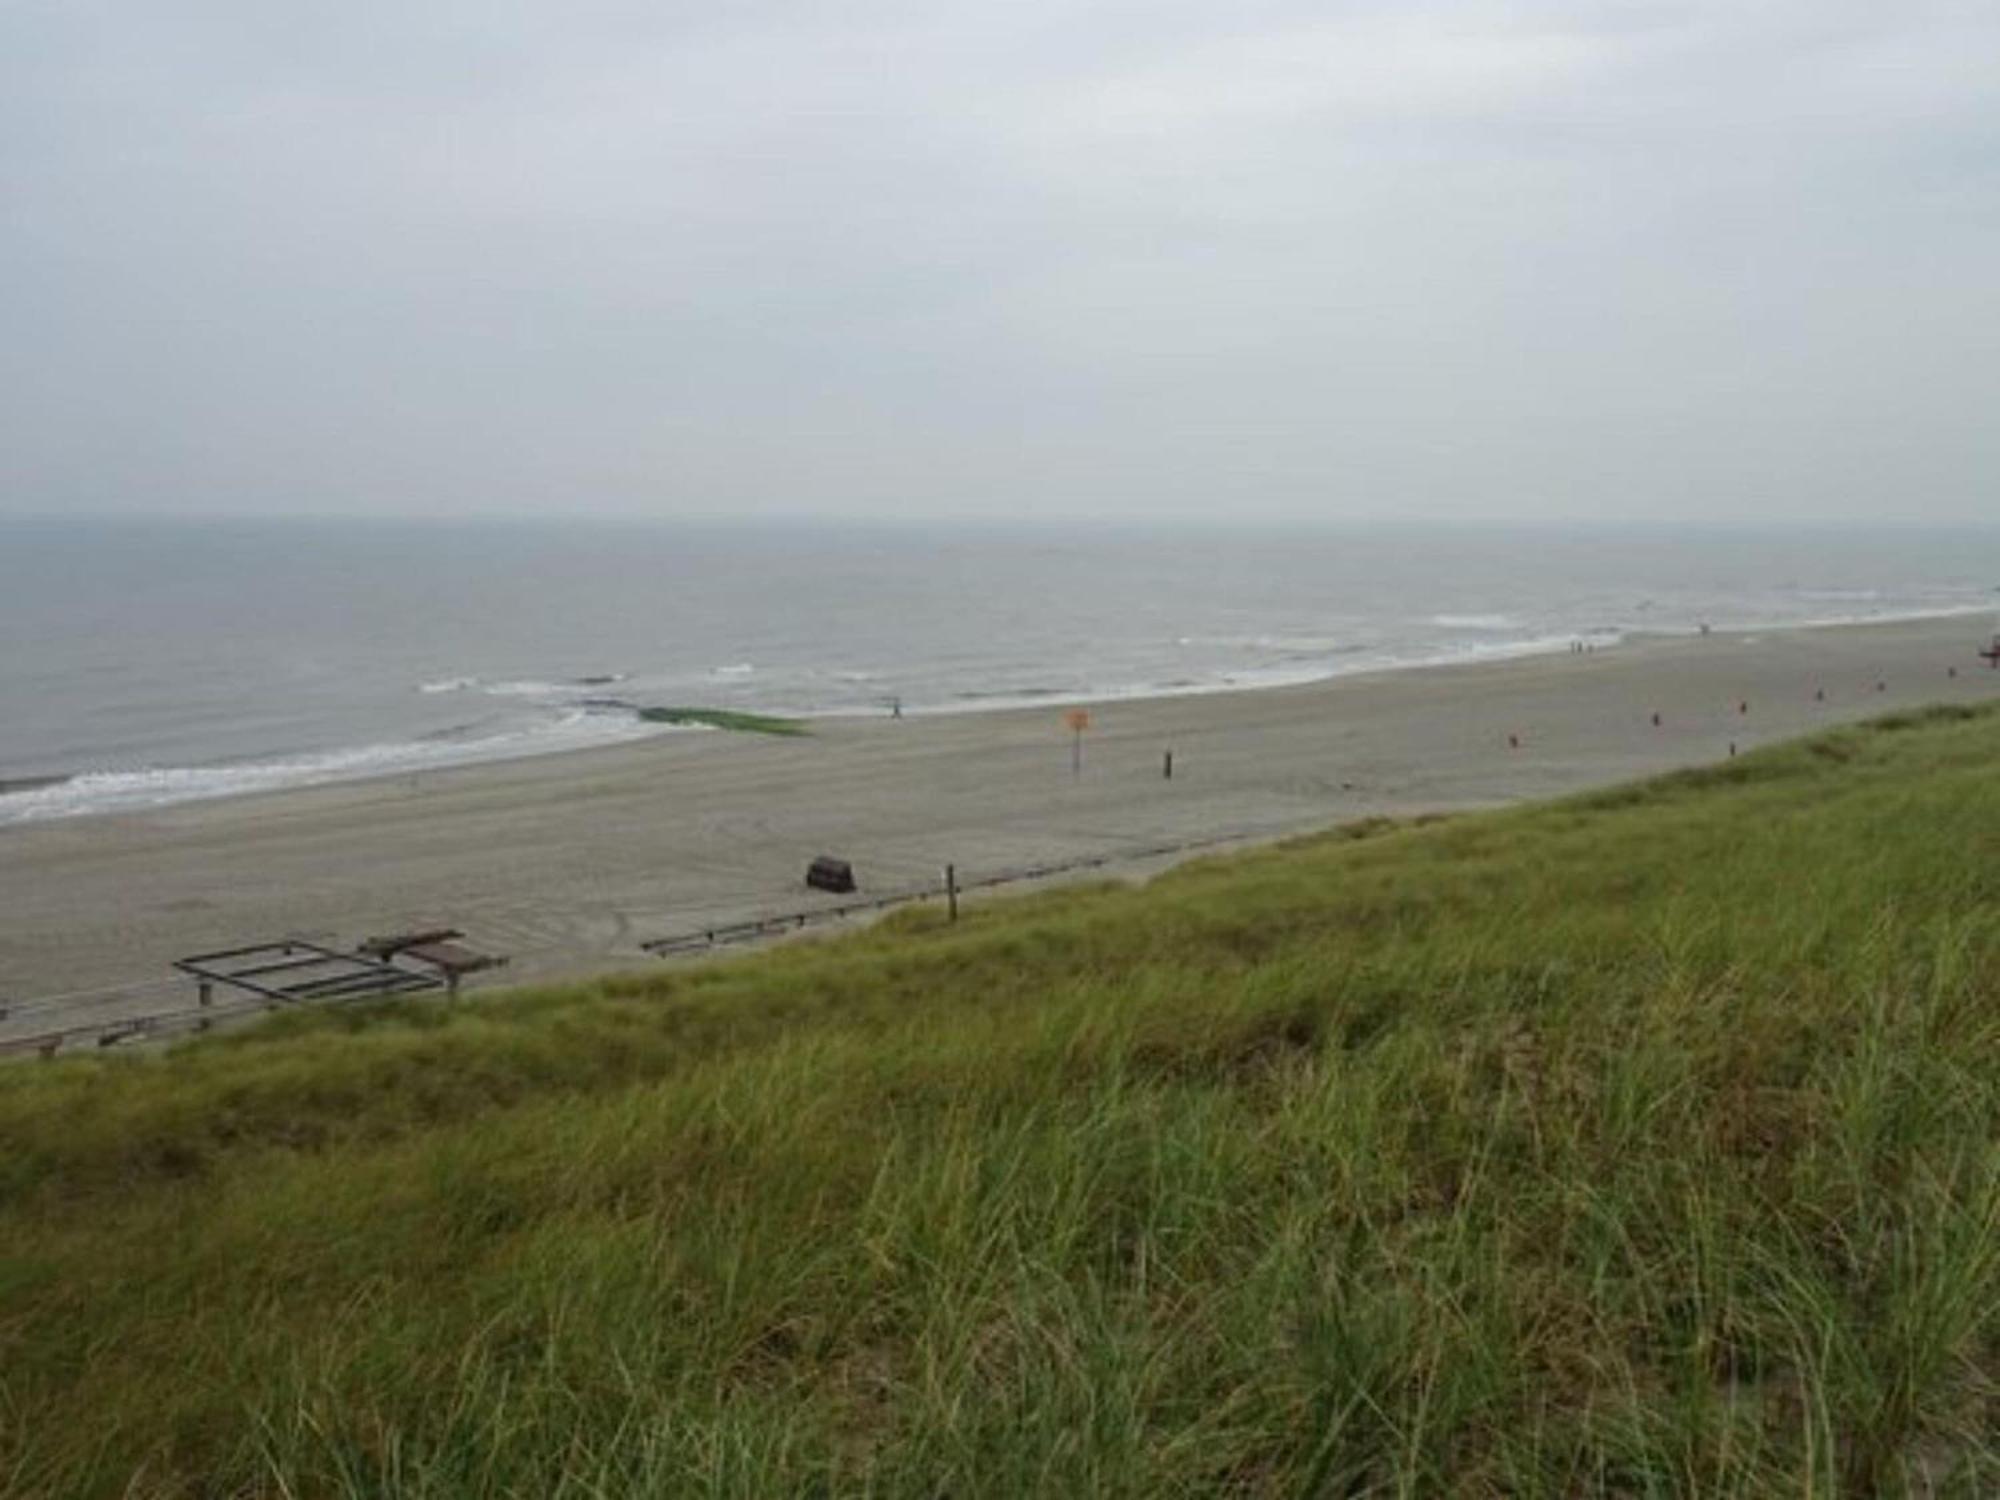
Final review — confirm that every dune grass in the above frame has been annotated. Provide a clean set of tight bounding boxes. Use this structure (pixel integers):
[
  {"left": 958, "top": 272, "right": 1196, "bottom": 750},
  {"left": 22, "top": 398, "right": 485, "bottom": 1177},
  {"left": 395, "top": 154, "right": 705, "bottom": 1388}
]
[
  {"left": 638, "top": 706, "right": 809, "bottom": 735},
  {"left": 1, "top": 704, "right": 1997, "bottom": 1496}
]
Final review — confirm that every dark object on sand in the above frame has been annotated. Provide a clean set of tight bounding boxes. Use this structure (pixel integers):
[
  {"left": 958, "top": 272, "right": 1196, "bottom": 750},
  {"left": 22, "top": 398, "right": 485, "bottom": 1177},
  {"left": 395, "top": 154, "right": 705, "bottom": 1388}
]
[
  {"left": 358, "top": 927, "right": 464, "bottom": 959},
  {"left": 1980, "top": 634, "right": 2000, "bottom": 668},
  {"left": 359, "top": 928, "right": 507, "bottom": 993},
  {"left": 807, "top": 855, "right": 857, "bottom": 894},
  {"left": 399, "top": 940, "right": 508, "bottom": 996}
]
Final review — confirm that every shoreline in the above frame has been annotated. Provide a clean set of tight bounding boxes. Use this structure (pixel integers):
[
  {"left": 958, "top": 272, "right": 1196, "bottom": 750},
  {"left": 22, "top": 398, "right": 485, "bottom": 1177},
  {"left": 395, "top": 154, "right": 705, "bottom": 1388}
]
[
  {"left": 0, "top": 774, "right": 71, "bottom": 798},
  {"left": 5, "top": 602, "right": 1995, "bottom": 828},
  {"left": 1, "top": 610, "right": 1997, "bottom": 1025}
]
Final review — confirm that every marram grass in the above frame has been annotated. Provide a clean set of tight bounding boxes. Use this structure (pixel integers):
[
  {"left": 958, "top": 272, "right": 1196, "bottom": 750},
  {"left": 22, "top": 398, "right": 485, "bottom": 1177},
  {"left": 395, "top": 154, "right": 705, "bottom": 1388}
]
[{"left": 1, "top": 704, "right": 1996, "bottom": 1497}]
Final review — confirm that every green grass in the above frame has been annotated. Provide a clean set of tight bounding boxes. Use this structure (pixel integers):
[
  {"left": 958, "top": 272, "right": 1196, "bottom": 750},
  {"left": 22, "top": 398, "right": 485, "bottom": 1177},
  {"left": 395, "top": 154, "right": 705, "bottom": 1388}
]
[
  {"left": 2, "top": 704, "right": 1997, "bottom": 1497},
  {"left": 639, "top": 706, "right": 810, "bottom": 735}
]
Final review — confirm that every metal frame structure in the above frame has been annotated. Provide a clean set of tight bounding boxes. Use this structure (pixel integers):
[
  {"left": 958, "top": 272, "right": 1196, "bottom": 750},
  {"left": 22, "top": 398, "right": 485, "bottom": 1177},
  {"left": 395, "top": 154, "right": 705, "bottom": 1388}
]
[
  {"left": 3, "top": 931, "right": 508, "bottom": 1060},
  {"left": 173, "top": 938, "right": 443, "bottom": 1007}
]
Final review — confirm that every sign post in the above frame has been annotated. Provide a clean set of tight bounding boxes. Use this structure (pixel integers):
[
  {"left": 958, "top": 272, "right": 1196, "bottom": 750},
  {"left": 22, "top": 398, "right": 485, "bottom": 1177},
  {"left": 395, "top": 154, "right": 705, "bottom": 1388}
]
[{"left": 1064, "top": 708, "right": 1091, "bottom": 778}]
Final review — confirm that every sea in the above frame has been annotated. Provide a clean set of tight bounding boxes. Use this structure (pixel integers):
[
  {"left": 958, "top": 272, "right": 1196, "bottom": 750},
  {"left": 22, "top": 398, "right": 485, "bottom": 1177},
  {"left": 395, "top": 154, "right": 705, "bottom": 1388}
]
[{"left": 1, "top": 519, "right": 1995, "bottom": 824}]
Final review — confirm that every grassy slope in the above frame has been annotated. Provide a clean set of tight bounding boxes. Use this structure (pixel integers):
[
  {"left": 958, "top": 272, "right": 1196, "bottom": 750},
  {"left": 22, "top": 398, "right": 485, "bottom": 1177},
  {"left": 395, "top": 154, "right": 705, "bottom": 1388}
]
[{"left": 1, "top": 705, "right": 1996, "bottom": 1497}]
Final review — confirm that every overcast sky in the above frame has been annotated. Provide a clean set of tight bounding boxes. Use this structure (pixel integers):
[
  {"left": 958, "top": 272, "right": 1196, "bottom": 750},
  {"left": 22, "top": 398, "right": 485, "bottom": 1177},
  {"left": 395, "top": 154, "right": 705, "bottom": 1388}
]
[{"left": 3, "top": 2, "right": 1996, "bottom": 524}]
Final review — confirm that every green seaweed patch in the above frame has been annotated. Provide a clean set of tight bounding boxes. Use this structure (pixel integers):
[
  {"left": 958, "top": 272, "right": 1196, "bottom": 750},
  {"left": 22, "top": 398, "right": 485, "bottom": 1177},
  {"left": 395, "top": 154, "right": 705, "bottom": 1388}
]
[{"left": 639, "top": 706, "right": 810, "bottom": 736}]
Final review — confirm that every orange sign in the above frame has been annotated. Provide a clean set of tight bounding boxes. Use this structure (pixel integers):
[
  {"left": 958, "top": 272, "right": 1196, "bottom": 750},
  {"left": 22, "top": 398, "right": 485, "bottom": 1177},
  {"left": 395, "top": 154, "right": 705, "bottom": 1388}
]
[{"left": 1064, "top": 709, "right": 1091, "bottom": 732}]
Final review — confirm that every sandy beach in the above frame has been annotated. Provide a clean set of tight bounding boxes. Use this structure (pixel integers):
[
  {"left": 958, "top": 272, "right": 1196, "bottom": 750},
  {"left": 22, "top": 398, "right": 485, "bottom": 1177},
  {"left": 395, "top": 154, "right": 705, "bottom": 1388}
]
[{"left": 2, "top": 613, "right": 1994, "bottom": 1036}]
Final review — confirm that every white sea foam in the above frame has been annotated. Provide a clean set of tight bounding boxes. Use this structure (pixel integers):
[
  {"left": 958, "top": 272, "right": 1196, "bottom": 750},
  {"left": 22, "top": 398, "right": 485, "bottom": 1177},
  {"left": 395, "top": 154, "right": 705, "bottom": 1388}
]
[
  {"left": 0, "top": 711, "right": 677, "bottom": 825},
  {"left": 8, "top": 521, "right": 1994, "bottom": 825},
  {"left": 1172, "top": 634, "right": 1360, "bottom": 655},
  {"left": 480, "top": 679, "right": 571, "bottom": 698},
  {"left": 890, "top": 629, "right": 1620, "bottom": 720}
]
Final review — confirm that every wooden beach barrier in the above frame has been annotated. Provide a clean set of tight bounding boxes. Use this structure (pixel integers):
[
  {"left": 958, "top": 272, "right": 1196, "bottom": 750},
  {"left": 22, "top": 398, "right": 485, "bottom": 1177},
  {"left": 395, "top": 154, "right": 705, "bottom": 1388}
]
[{"left": 641, "top": 829, "right": 1262, "bottom": 959}]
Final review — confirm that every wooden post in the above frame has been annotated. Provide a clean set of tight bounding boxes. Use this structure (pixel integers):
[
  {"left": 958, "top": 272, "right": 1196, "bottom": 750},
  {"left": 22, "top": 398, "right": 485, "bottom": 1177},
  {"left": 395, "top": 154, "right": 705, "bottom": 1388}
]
[
  {"left": 197, "top": 979, "right": 213, "bottom": 1032},
  {"left": 1065, "top": 709, "right": 1090, "bottom": 778},
  {"left": 1163, "top": 749, "right": 1173, "bottom": 780},
  {"left": 945, "top": 863, "right": 959, "bottom": 923}
]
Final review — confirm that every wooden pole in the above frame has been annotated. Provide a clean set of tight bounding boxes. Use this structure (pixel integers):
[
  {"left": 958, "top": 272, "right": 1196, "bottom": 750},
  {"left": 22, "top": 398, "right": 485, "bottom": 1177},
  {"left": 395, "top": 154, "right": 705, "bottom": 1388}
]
[
  {"left": 1063, "top": 709, "right": 1091, "bottom": 779},
  {"left": 1163, "top": 749, "right": 1173, "bottom": 780},
  {"left": 946, "top": 863, "right": 959, "bottom": 923}
]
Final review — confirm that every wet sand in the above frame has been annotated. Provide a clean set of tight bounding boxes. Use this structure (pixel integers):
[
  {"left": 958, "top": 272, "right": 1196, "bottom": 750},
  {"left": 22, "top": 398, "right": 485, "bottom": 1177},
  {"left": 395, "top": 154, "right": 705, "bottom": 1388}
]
[{"left": 2, "top": 614, "right": 1995, "bottom": 1036}]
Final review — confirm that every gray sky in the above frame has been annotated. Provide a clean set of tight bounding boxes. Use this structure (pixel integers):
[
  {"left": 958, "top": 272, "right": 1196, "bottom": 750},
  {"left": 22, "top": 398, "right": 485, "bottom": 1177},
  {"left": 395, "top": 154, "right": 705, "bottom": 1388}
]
[{"left": 3, "top": 1, "right": 1996, "bottom": 523}]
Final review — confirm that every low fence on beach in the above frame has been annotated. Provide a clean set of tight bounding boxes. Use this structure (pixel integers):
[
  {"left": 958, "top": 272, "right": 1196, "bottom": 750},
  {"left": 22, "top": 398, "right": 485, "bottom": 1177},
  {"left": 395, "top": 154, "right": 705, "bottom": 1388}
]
[
  {"left": 0, "top": 972, "right": 298, "bottom": 1059},
  {"left": 1, "top": 829, "right": 1264, "bottom": 1060},
  {"left": 640, "top": 829, "right": 1255, "bottom": 956}
]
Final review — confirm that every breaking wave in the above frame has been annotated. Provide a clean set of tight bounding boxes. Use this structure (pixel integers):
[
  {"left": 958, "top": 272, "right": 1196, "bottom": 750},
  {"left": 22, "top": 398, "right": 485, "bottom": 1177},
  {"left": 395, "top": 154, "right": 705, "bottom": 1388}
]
[{"left": 0, "top": 710, "right": 676, "bottom": 825}]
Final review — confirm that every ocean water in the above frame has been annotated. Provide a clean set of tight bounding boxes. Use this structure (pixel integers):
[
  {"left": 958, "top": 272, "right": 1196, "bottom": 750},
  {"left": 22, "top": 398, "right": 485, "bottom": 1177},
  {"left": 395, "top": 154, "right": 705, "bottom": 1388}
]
[{"left": 1, "top": 519, "right": 1995, "bottom": 823}]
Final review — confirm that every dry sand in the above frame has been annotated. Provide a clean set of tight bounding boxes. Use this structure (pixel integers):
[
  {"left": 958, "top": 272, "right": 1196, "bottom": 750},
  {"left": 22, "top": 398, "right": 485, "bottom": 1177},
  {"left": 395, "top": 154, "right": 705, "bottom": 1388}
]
[{"left": 3, "top": 613, "right": 1995, "bottom": 1039}]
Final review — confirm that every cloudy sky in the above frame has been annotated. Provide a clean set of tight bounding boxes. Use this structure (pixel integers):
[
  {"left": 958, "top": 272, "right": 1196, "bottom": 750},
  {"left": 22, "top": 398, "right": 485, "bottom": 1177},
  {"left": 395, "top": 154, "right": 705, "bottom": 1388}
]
[{"left": 3, "top": 1, "right": 1996, "bottom": 523}]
